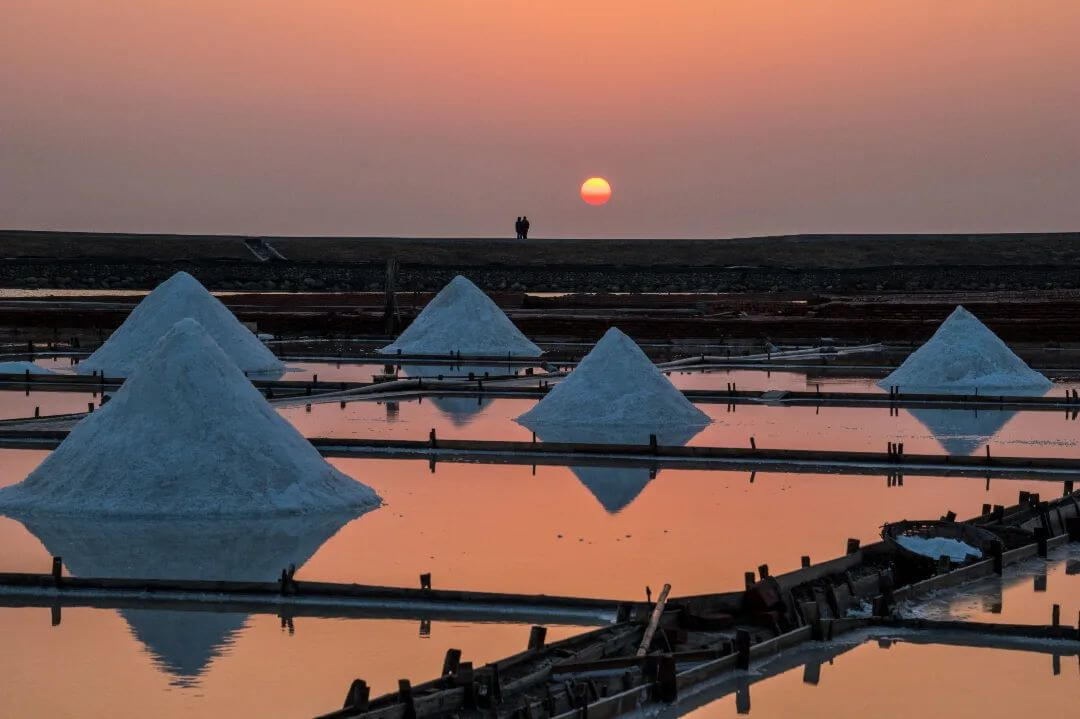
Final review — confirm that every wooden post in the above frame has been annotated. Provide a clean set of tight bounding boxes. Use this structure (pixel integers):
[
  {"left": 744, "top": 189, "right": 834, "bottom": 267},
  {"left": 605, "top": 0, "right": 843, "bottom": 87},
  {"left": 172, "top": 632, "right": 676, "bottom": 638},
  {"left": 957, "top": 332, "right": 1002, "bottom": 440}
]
[
  {"left": 744, "top": 571, "right": 756, "bottom": 589},
  {"left": 1052, "top": 604, "right": 1061, "bottom": 627},
  {"left": 943, "top": 511, "right": 956, "bottom": 522},
  {"left": 383, "top": 259, "right": 400, "bottom": 335},
  {"left": 649, "top": 434, "right": 658, "bottom": 455},
  {"left": 429, "top": 428, "right": 437, "bottom": 448},
  {"left": 342, "top": 679, "right": 370, "bottom": 711},
  {"left": 801, "top": 555, "right": 811, "bottom": 568},
  {"left": 527, "top": 626, "right": 547, "bottom": 651},
  {"left": 442, "top": 649, "right": 462, "bottom": 677},
  {"left": 936, "top": 555, "right": 951, "bottom": 574},
  {"left": 1035, "top": 527, "right": 1048, "bottom": 558},
  {"left": 398, "top": 679, "right": 416, "bottom": 719},
  {"left": 981, "top": 503, "right": 991, "bottom": 515},
  {"left": 757, "top": 564, "right": 769, "bottom": 580},
  {"left": 51, "top": 556, "right": 62, "bottom": 585},
  {"left": 657, "top": 654, "right": 677, "bottom": 703},
  {"left": 734, "top": 629, "right": 751, "bottom": 670},
  {"left": 51, "top": 605, "right": 61, "bottom": 627},
  {"left": 34, "top": 406, "right": 39, "bottom": 418},
  {"left": 636, "top": 583, "right": 671, "bottom": 656},
  {"left": 454, "top": 661, "right": 475, "bottom": 709},
  {"left": 846, "top": 538, "right": 860, "bottom": 554},
  {"left": 420, "top": 572, "right": 432, "bottom": 590},
  {"left": 489, "top": 662, "right": 503, "bottom": 705},
  {"left": 87, "top": 402, "right": 94, "bottom": 413},
  {"left": 749, "top": 436, "right": 756, "bottom": 450}
]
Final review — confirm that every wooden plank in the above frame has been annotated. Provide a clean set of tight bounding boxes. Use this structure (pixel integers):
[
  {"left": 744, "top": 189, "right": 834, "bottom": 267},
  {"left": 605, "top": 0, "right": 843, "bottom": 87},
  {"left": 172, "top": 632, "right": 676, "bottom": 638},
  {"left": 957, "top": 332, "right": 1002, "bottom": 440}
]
[{"left": 636, "top": 584, "right": 671, "bottom": 656}]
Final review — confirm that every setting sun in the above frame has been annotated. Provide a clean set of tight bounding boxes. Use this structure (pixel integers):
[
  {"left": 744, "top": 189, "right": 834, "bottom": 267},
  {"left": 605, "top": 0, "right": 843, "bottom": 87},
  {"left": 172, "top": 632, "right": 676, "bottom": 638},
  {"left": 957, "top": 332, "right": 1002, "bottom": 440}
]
[{"left": 580, "top": 177, "right": 612, "bottom": 206}]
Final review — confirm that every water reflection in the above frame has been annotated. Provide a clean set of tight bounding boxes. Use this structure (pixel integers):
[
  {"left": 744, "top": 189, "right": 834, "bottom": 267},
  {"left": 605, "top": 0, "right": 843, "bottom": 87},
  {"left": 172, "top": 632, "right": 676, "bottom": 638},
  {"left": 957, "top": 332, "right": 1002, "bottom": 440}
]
[
  {"left": 518, "top": 424, "right": 703, "bottom": 513},
  {"left": 673, "top": 636, "right": 1077, "bottom": 718},
  {"left": 400, "top": 364, "right": 508, "bottom": 427},
  {"left": 904, "top": 543, "right": 1080, "bottom": 626},
  {"left": 906, "top": 407, "right": 1017, "bottom": 455},
  {"left": 8, "top": 513, "right": 358, "bottom": 685}
]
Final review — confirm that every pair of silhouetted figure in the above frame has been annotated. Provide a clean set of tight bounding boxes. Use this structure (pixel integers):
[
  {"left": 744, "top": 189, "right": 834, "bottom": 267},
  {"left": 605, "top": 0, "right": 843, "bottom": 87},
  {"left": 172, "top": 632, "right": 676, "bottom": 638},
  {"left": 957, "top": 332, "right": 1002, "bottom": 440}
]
[{"left": 515, "top": 216, "right": 531, "bottom": 239}]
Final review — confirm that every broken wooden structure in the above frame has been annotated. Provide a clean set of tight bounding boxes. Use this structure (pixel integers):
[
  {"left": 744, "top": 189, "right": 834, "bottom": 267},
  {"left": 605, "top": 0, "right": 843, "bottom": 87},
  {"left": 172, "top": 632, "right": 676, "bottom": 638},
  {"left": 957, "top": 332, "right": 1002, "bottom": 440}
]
[{"left": 312, "top": 490, "right": 1080, "bottom": 719}]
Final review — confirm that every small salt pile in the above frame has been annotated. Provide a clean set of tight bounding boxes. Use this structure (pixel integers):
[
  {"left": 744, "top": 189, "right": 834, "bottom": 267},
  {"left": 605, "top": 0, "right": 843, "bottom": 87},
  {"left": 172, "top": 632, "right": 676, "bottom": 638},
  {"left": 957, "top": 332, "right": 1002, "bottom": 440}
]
[
  {"left": 78, "top": 271, "right": 284, "bottom": 376},
  {"left": 896, "top": 534, "right": 982, "bottom": 563},
  {"left": 0, "top": 361, "right": 54, "bottom": 375},
  {"left": 879, "top": 306, "right": 1050, "bottom": 393},
  {"left": 517, "top": 327, "right": 710, "bottom": 428},
  {"left": 0, "top": 318, "right": 379, "bottom": 516},
  {"left": 381, "top": 275, "right": 541, "bottom": 357}
]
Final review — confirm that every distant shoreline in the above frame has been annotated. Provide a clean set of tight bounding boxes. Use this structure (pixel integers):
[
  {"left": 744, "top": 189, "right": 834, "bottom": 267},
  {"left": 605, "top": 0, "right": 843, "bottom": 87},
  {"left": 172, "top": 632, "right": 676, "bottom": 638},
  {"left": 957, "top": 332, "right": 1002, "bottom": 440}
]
[{"left": 1, "top": 230, "right": 1077, "bottom": 294}]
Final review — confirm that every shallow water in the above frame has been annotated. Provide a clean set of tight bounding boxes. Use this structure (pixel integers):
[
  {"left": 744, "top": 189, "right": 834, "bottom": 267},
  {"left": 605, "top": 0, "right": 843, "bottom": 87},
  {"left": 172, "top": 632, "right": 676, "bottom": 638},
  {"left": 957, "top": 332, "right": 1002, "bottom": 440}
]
[
  {"left": 0, "top": 450, "right": 1062, "bottom": 598},
  {"left": 276, "top": 393, "right": 1080, "bottom": 459},
  {"left": 1, "top": 359, "right": 1078, "bottom": 716},
  {"left": 0, "top": 606, "right": 584, "bottom": 717},
  {"left": 678, "top": 639, "right": 1078, "bottom": 718},
  {"left": 905, "top": 543, "right": 1080, "bottom": 627}
]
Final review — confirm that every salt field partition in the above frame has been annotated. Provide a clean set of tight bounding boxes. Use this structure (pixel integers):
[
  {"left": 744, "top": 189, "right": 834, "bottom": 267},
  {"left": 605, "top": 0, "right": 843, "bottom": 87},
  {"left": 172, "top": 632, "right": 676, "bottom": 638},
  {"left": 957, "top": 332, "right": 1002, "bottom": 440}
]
[
  {"left": 276, "top": 394, "right": 1080, "bottom": 460},
  {"left": 0, "top": 449, "right": 1065, "bottom": 597},
  {"left": 676, "top": 638, "right": 1077, "bottom": 719},
  {"left": 0, "top": 606, "right": 584, "bottom": 717}
]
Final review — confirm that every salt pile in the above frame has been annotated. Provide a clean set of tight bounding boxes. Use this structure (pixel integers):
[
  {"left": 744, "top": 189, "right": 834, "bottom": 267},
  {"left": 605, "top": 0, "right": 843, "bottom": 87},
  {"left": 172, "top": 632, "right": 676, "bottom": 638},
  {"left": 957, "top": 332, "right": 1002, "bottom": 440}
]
[
  {"left": 0, "top": 318, "right": 379, "bottom": 516},
  {"left": 879, "top": 306, "right": 1050, "bottom": 392},
  {"left": 381, "top": 275, "right": 541, "bottom": 357},
  {"left": 78, "top": 271, "right": 284, "bottom": 376},
  {"left": 517, "top": 327, "right": 710, "bottom": 428},
  {"left": 0, "top": 361, "right": 54, "bottom": 375},
  {"left": 896, "top": 534, "right": 982, "bottom": 563}
]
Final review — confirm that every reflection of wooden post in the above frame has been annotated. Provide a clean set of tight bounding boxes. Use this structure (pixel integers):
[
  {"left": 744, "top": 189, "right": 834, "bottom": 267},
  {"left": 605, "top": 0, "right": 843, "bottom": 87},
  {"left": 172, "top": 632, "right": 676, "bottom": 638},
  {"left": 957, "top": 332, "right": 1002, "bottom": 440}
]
[{"left": 383, "top": 258, "right": 400, "bottom": 335}]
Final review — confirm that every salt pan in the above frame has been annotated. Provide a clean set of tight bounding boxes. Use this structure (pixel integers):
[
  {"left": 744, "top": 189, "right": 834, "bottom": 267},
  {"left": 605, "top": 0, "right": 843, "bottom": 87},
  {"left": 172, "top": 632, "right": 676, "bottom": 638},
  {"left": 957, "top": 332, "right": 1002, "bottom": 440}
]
[
  {"left": 78, "top": 271, "right": 284, "bottom": 376},
  {"left": 879, "top": 306, "right": 1050, "bottom": 393},
  {"left": 517, "top": 327, "right": 710, "bottom": 428},
  {"left": 381, "top": 275, "right": 541, "bottom": 357},
  {"left": 0, "top": 318, "right": 379, "bottom": 516}
]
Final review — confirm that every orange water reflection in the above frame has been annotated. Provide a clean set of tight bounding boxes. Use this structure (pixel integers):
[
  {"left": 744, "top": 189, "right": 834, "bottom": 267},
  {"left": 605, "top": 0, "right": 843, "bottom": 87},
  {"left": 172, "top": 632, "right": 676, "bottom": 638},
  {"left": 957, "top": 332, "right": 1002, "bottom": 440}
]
[
  {"left": 0, "top": 606, "right": 582, "bottom": 717},
  {"left": 683, "top": 640, "right": 1078, "bottom": 717},
  {"left": 278, "top": 395, "right": 1080, "bottom": 459}
]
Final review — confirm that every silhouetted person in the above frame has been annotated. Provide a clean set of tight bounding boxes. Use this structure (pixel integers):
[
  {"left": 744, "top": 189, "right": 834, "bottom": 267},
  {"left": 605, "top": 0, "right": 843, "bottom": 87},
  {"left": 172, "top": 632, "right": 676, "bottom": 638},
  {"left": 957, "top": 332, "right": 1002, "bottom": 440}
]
[
  {"left": 514, "top": 216, "right": 523, "bottom": 239},
  {"left": 521, "top": 216, "right": 530, "bottom": 239}
]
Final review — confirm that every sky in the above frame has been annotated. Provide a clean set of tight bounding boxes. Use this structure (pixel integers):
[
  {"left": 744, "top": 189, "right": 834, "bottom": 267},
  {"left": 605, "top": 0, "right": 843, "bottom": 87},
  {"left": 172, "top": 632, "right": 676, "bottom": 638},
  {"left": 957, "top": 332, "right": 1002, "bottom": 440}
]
[{"left": 2, "top": 1, "right": 1079, "bottom": 238}]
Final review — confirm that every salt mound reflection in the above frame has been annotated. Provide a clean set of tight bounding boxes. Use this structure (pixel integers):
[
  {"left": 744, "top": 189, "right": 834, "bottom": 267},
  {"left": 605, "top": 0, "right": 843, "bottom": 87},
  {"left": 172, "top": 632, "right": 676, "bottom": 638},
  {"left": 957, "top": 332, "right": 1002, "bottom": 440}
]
[{"left": 9, "top": 511, "right": 364, "bottom": 684}]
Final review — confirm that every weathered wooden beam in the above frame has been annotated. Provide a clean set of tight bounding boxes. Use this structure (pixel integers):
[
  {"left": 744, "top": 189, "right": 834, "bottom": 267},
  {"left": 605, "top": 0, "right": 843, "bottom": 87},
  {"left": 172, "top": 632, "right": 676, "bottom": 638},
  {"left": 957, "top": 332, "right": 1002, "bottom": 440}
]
[{"left": 636, "top": 584, "right": 671, "bottom": 656}]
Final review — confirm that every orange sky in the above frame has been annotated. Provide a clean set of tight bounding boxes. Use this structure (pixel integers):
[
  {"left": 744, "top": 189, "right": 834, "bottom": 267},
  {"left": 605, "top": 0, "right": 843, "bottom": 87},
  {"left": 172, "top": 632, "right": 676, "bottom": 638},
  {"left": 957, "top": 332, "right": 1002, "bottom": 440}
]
[{"left": 3, "top": 1, "right": 1080, "bottom": 237}]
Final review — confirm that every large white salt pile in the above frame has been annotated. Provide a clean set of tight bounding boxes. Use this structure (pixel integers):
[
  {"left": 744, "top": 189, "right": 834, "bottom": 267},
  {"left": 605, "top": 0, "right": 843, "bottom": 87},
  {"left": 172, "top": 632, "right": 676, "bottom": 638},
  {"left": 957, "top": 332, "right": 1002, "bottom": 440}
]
[
  {"left": 381, "top": 275, "right": 541, "bottom": 357},
  {"left": 78, "top": 271, "right": 284, "bottom": 376},
  {"left": 879, "top": 306, "right": 1051, "bottom": 393},
  {"left": 0, "top": 361, "right": 55, "bottom": 375},
  {"left": 517, "top": 327, "right": 710, "bottom": 428},
  {"left": 0, "top": 318, "right": 379, "bottom": 516}
]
